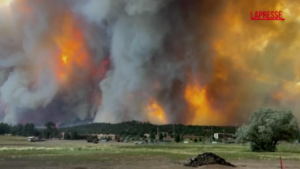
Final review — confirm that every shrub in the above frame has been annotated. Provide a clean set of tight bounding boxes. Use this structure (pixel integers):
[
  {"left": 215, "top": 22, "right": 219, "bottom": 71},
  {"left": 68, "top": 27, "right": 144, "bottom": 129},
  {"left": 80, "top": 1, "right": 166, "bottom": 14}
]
[{"left": 236, "top": 109, "right": 299, "bottom": 152}]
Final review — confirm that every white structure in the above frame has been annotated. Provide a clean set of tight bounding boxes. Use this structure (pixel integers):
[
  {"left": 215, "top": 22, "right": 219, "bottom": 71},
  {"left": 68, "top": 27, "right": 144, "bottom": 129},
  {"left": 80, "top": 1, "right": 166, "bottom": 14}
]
[
  {"left": 213, "top": 133, "right": 235, "bottom": 139},
  {"left": 27, "top": 136, "right": 37, "bottom": 142},
  {"left": 214, "top": 133, "right": 219, "bottom": 139}
]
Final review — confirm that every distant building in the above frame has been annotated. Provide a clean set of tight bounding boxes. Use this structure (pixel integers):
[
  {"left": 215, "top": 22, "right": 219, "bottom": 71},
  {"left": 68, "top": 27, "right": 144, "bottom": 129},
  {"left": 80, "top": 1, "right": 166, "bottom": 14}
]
[
  {"left": 144, "top": 133, "right": 150, "bottom": 138},
  {"left": 163, "top": 135, "right": 174, "bottom": 142},
  {"left": 213, "top": 133, "right": 236, "bottom": 143},
  {"left": 213, "top": 133, "right": 236, "bottom": 140},
  {"left": 183, "top": 135, "right": 199, "bottom": 140},
  {"left": 93, "top": 134, "right": 120, "bottom": 142},
  {"left": 183, "top": 135, "right": 199, "bottom": 143},
  {"left": 155, "top": 127, "right": 169, "bottom": 140}
]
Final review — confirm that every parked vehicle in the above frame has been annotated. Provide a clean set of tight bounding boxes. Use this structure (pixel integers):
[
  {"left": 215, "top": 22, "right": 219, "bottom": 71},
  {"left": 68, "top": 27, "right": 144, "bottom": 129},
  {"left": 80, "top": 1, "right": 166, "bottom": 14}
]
[
  {"left": 135, "top": 141, "right": 146, "bottom": 145},
  {"left": 28, "top": 136, "right": 37, "bottom": 142},
  {"left": 101, "top": 139, "right": 108, "bottom": 142},
  {"left": 87, "top": 136, "right": 99, "bottom": 143}
]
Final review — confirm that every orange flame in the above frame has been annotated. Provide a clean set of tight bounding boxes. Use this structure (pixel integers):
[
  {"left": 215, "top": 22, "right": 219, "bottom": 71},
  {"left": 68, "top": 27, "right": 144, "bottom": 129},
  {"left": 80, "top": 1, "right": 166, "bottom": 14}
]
[
  {"left": 185, "top": 84, "right": 229, "bottom": 125},
  {"left": 52, "top": 11, "right": 92, "bottom": 87},
  {"left": 61, "top": 55, "right": 68, "bottom": 64},
  {"left": 146, "top": 99, "right": 167, "bottom": 124},
  {"left": 181, "top": 0, "right": 300, "bottom": 125}
]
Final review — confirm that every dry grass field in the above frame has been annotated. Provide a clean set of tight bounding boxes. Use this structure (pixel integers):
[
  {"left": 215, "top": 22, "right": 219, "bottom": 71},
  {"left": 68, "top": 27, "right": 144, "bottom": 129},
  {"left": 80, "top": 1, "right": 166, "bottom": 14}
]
[{"left": 0, "top": 136, "right": 299, "bottom": 169}]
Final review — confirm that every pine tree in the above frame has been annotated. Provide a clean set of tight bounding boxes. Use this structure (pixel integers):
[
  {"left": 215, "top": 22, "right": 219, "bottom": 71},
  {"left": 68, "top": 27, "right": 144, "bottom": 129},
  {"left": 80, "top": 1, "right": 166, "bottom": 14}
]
[
  {"left": 175, "top": 134, "right": 180, "bottom": 143},
  {"left": 159, "top": 133, "right": 163, "bottom": 141},
  {"left": 72, "top": 131, "right": 78, "bottom": 140}
]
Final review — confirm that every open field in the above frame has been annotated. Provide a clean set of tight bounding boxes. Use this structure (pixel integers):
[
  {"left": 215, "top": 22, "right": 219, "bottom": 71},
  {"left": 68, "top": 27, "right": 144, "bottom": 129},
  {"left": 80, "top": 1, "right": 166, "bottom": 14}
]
[{"left": 0, "top": 136, "right": 300, "bottom": 169}]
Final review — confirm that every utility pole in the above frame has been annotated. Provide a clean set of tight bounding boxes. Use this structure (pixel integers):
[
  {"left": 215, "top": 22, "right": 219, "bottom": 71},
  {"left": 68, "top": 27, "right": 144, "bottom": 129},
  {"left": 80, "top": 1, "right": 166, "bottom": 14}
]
[
  {"left": 173, "top": 124, "right": 175, "bottom": 136},
  {"left": 235, "top": 123, "right": 238, "bottom": 144},
  {"left": 157, "top": 127, "right": 159, "bottom": 141}
]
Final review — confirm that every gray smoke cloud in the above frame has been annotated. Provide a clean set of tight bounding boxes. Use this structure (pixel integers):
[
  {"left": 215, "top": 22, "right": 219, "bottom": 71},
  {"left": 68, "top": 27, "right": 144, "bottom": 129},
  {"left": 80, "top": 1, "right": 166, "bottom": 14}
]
[
  {"left": 78, "top": 0, "right": 173, "bottom": 122},
  {"left": 0, "top": 0, "right": 189, "bottom": 125},
  {"left": 0, "top": 0, "right": 102, "bottom": 125},
  {"left": 2, "top": 0, "right": 299, "bottom": 126},
  {"left": 76, "top": 0, "right": 191, "bottom": 123}
]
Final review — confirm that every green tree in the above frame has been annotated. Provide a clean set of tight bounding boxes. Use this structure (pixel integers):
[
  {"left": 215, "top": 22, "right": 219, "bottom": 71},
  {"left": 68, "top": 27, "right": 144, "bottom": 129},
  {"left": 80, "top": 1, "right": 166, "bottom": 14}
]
[
  {"left": 198, "top": 137, "right": 202, "bottom": 142},
  {"left": 236, "top": 109, "right": 299, "bottom": 152},
  {"left": 34, "top": 129, "right": 40, "bottom": 137},
  {"left": 64, "top": 132, "right": 71, "bottom": 139},
  {"left": 44, "top": 121, "right": 57, "bottom": 138},
  {"left": 10, "top": 126, "right": 16, "bottom": 135},
  {"left": 194, "top": 138, "right": 198, "bottom": 142},
  {"left": 0, "top": 123, "right": 10, "bottom": 134},
  {"left": 72, "top": 131, "right": 78, "bottom": 140},
  {"left": 22, "top": 123, "right": 35, "bottom": 136},
  {"left": 42, "top": 130, "right": 50, "bottom": 139},
  {"left": 175, "top": 134, "right": 180, "bottom": 143},
  {"left": 16, "top": 124, "right": 23, "bottom": 136},
  {"left": 22, "top": 124, "right": 28, "bottom": 136},
  {"left": 202, "top": 137, "right": 205, "bottom": 144},
  {"left": 180, "top": 135, "right": 183, "bottom": 142},
  {"left": 159, "top": 133, "right": 163, "bottom": 141},
  {"left": 150, "top": 133, "right": 155, "bottom": 140},
  {"left": 45, "top": 121, "right": 56, "bottom": 130}
]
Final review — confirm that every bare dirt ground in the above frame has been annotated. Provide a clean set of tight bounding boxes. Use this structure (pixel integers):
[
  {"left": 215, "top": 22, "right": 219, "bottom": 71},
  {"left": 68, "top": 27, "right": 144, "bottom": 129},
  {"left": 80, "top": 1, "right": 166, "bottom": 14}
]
[{"left": 1, "top": 158, "right": 299, "bottom": 169}]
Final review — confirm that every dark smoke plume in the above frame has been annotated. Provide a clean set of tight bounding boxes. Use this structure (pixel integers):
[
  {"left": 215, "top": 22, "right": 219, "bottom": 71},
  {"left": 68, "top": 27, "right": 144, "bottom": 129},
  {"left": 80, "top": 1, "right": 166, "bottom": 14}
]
[{"left": 0, "top": 0, "right": 299, "bottom": 126}]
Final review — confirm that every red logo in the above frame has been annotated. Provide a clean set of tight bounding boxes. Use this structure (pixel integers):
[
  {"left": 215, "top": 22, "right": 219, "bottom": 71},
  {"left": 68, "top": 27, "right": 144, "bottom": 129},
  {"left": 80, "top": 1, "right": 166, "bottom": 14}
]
[{"left": 251, "top": 11, "right": 285, "bottom": 21}]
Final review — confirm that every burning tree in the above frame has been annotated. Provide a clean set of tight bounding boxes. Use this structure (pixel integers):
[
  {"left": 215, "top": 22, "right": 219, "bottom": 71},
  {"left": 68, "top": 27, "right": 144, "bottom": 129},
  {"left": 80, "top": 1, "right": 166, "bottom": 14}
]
[{"left": 236, "top": 109, "right": 299, "bottom": 152}]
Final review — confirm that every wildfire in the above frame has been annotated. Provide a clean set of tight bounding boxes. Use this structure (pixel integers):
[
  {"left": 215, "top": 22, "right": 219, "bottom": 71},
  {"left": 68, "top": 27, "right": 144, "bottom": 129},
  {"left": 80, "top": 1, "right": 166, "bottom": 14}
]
[
  {"left": 3, "top": 0, "right": 300, "bottom": 126},
  {"left": 184, "top": 84, "right": 227, "bottom": 125},
  {"left": 61, "top": 55, "right": 68, "bottom": 64},
  {"left": 181, "top": 0, "right": 300, "bottom": 125},
  {"left": 146, "top": 99, "right": 167, "bottom": 124},
  {"left": 52, "top": 11, "right": 92, "bottom": 86}
]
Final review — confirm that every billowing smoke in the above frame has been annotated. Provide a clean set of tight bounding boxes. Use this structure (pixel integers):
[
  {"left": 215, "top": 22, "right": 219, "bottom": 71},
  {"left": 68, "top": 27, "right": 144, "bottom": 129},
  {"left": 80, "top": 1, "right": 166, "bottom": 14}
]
[{"left": 0, "top": 0, "right": 300, "bottom": 126}]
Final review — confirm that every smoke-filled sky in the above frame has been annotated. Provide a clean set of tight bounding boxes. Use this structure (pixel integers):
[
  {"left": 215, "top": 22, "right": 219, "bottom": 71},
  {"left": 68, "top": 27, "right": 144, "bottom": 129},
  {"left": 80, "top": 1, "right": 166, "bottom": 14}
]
[{"left": 0, "top": 0, "right": 300, "bottom": 127}]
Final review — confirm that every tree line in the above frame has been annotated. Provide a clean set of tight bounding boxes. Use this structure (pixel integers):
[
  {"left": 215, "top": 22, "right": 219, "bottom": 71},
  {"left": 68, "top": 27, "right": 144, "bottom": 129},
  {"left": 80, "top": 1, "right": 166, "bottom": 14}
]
[
  {"left": 0, "top": 120, "right": 237, "bottom": 140},
  {"left": 1, "top": 109, "right": 299, "bottom": 153},
  {"left": 0, "top": 122, "right": 39, "bottom": 136},
  {"left": 0, "top": 121, "right": 58, "bottom": 139},
  {"left": 59, "top": 121, "right": 237, "bottom": 138}
]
